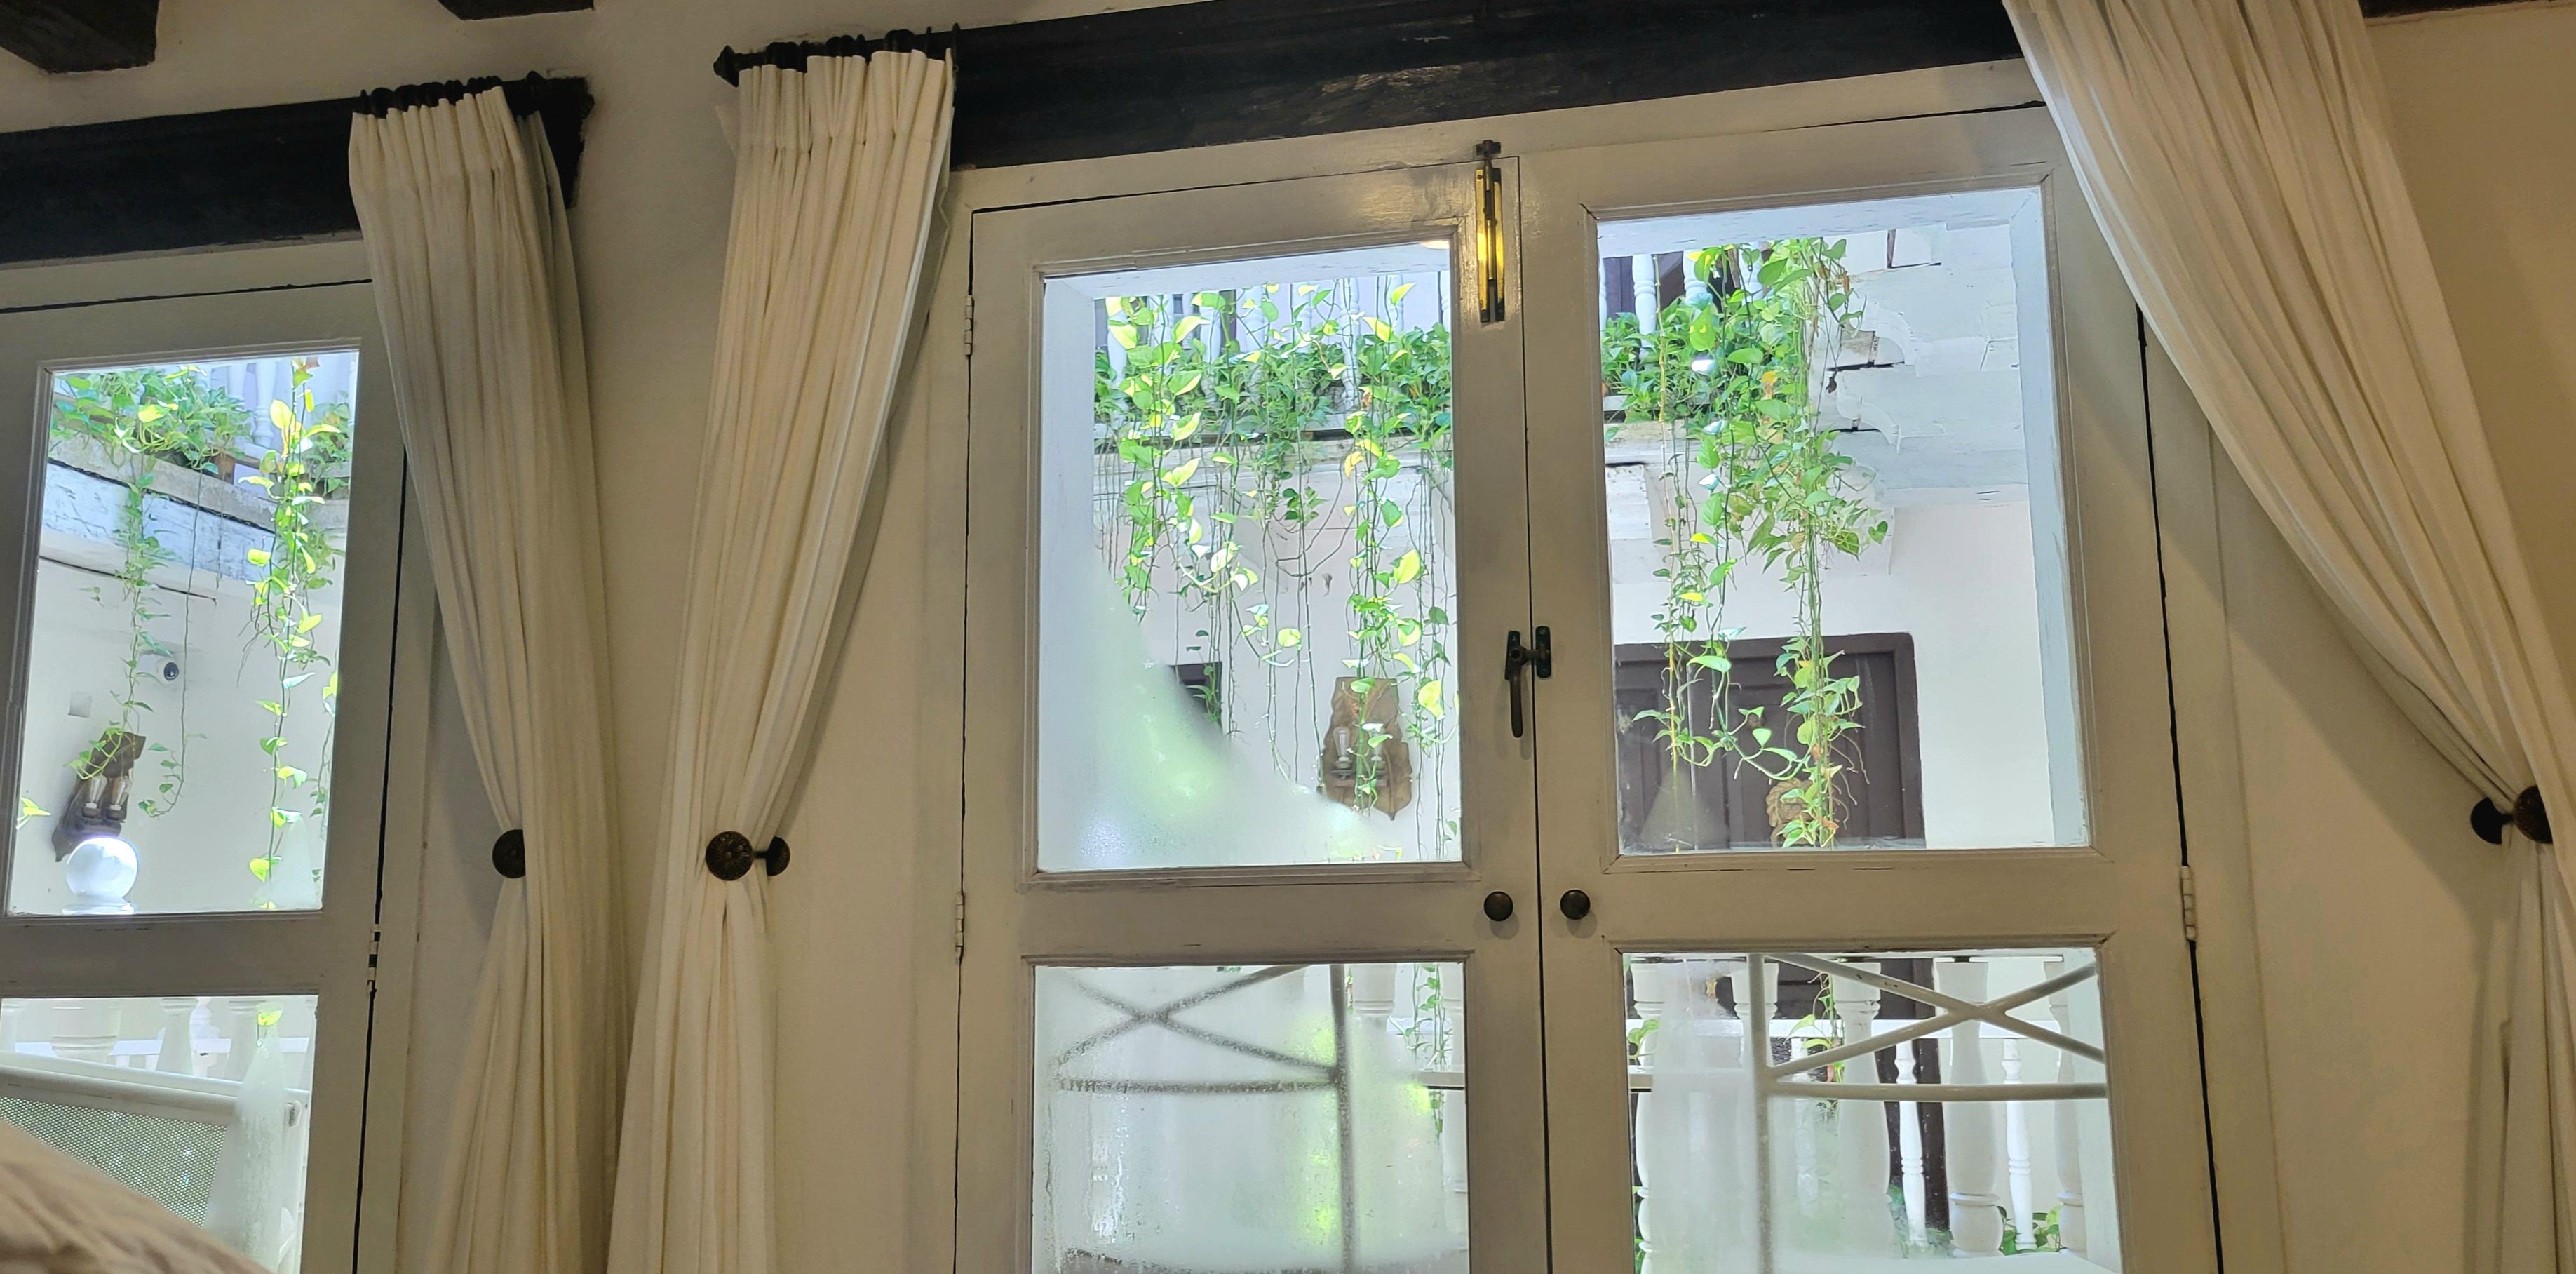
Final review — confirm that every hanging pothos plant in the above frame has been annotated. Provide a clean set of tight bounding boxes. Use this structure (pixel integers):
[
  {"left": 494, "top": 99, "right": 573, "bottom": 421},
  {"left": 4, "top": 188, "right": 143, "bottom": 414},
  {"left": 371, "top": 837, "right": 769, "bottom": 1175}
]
[
  {"left": 1605, "top": 239, "right": 1888, "bottom": 848},
  {"left": 45, "top": 368, "right": 252, "bottom": 820},
  {"left": 32, "top": 361, "right": 349, "bottom": 899},
  {"left": 243, "top": 358, "right": 349, "bottom": 897},
  {"left": 1095, "top": 279, "right": 1455, "bottom": 834}
]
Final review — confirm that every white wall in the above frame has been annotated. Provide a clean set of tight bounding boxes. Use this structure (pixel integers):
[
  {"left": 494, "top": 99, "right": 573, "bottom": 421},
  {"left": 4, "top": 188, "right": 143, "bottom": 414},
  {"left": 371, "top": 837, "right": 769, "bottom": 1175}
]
[{"left": 0, "top": 5, "right": 2567, "bottom": 1273}]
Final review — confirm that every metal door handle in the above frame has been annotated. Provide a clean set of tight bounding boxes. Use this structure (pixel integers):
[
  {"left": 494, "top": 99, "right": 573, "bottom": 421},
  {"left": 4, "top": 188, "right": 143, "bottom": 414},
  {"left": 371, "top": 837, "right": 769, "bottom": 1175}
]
[
  {"left": 1483, "top": 891, "right": 1513, "bottom": 922},
  {"left": 1560, "top": 889, "right": 1591, "bottom": 920},
  {"left": 1503, "top": 626, "right": 1552, "bottom": 738}
]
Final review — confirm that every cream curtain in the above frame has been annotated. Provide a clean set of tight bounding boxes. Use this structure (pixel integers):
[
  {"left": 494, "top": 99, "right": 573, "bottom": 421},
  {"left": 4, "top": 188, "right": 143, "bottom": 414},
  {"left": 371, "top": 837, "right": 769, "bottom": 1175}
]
[
  {"left": 349, "top": 88, "right": 626, "bottom": 1274},
  {"left": 2002, "top": 1, "right": 2576, "bottom": 1267},
  {"left": 605, "top": 51, "right": 952, "bottom": 1274}
]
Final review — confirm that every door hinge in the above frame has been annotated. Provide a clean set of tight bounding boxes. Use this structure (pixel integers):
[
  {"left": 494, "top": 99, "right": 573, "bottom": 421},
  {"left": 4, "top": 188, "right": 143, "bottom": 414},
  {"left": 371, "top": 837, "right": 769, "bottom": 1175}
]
[
  {"left": 953, "top": 890, "right": 967, "bottom": 961},
  {"left": 962, "top": 295, "right": 976, "bottom": 355},
  {"left": 2178, "top": 864, "right": 2199, "bottom": 945},
  {"left": 366, "top": 927, "right": 383, "bottom": 989}
]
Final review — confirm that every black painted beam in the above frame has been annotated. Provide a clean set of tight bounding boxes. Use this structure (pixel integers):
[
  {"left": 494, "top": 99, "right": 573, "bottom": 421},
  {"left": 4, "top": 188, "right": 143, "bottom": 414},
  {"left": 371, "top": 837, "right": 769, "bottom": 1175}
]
[
  {"left": 436, "top": 0, "right": 589, "bottom": 17},
  {"left": 0, "top": 0, "right": 156, "bottom": 73},
  {"left": 962, "top": 0, "right": 2025, "bottom": 169},
  {"left": 0, "top": 78, "right": 591, "bottom": 267}
]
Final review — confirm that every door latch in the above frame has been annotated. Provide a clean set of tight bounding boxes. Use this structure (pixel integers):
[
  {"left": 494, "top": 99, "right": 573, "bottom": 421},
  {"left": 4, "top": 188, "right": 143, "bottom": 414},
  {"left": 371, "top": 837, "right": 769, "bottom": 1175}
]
[{"left": 1504, "top": 626, "right": 1551, "bottom": 737}]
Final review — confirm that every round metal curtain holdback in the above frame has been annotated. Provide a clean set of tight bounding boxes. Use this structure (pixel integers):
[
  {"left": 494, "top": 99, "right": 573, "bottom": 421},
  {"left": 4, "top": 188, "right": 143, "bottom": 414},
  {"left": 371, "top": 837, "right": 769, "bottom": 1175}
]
[
  {"left": 704, "top": 829, "right": 793, "bottom": 880},
  {"left": 492, "top": 829, "right": 526, "bottom": 879}
]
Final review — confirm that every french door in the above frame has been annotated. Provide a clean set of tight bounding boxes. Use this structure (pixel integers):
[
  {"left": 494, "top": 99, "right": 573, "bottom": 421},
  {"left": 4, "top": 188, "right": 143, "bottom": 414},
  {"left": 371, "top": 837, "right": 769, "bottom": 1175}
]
[{"left": 962, "top": 106, "right": 2219, "bottom": 1274}]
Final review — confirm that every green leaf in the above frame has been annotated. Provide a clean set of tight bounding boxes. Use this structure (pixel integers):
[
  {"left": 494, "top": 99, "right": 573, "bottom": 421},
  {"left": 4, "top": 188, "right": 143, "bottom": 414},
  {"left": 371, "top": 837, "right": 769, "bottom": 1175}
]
[
  {"left": 245, "top": 548, "right": 271, "bottom": 565},
  {"left": 1278, "top": 628, "right": 1302, "bottom": 648},
  {"left": 1161, "top": 457, "right": 1201, "bottom": 486},
  {"left": 1416, "top": 679, "right": 1445, "bottom": 719},
  {"left": 247, "top": 857, "right": 272, "bottom": 880},
  {"left": 1391, "top": 549, "right": 1422, "bottom": 585},
  {"left": 1109, "top": 323, "right": 1140, "bottom": 349}
]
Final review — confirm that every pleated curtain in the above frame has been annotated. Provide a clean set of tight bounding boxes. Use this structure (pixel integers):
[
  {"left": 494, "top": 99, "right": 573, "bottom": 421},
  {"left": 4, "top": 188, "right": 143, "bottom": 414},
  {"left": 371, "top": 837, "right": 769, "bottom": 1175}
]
[
  {"left": 605, "top": 51, "right": 953, "bottom": 1274},
  {"left": 2002, "top": 3, "right": 2576, "bottom": 1267},
  {"left": 348, "top": 89, "right": 626, "bottom": 1274}
]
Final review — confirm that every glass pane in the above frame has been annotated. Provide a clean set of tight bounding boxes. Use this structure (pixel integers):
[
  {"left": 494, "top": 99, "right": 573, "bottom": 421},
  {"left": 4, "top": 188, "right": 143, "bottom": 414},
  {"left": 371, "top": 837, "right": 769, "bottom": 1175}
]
[
  {"left": 1037, "top": 245, "right": 1463, "bottom": 871},
  {"left": 1597, "top": 189, "right": 2085, "bottom": 852},
  {"left": 1624, "top": 949, "right": 2117, "bottom": 1270},
  {"left": 0, "top": 993, "right": 319, "bottom": 1269},
  {"left": 8, "top": 352, "right": 360, "bottom": 914},
  {"left": 1034, "top": 961, "right": 1467, "bottom": 1273}
]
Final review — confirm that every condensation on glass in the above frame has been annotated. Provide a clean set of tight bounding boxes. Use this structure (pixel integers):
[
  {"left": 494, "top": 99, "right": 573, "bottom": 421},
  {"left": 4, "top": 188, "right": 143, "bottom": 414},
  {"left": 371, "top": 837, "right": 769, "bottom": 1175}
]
[
  {"left": 6, "top": 351, "right": 360, "bottom": 916},
  {"left": 1596, "top": 187, "right": 2086, "bottom": 853},
  {"left": 0, "top": 993, "right": 319, "bottom": 1269},
  {"left": 1036, "top": 243, "right": 1463, "bottom": 871},
  {"left": 1034, "top": 962, "right": 1467, "bottom": 1273},
  {"left": 1624, "top": 948, "right": 2117, "bottom": 1270}
]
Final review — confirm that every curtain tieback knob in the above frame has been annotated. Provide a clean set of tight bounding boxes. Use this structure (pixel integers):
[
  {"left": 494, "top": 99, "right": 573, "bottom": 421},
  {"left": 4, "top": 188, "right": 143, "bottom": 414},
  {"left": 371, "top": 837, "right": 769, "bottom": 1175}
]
[
  {"left": 705, "top": 831, "right": 792, "bottom": 881},
  {"left": 493, "top": 829, "right": 527, "bottom": 879},
  {"left": 2471, "top": 786, "right": 2553, "bottom": 845}
]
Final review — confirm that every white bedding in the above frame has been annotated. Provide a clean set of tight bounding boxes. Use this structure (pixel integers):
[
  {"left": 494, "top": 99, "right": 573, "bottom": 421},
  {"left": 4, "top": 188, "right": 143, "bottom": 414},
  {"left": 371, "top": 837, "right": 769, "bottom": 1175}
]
[{"left": 0, "top": 1118, "right": 262, "bottom": 1274}]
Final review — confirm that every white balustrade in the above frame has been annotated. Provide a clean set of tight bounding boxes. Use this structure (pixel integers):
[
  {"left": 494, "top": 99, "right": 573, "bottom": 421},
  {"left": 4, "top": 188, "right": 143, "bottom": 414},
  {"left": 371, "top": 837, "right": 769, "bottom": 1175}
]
[
  {"left": 1632, "top": 254, "right": 1661, "bottom": 334},
  {"left": 2046, "top": 957, "right": 2090, "bottom": 1259},
  {"left": 1894, "top": 1036, "right": 1929, "bottom": 1242},
  {"left": 1936, "top": 960, "right": 2006, "bottom": 1257},
  {"left": 1833, "top": 967, "right": 1896, "bottom": 1255},
  {"left": 2002, "top": 1038, "right": 2037, "bottom": 1245},
  {"left": 156, "top": 996, "right": 198, "bottom": 1075}
]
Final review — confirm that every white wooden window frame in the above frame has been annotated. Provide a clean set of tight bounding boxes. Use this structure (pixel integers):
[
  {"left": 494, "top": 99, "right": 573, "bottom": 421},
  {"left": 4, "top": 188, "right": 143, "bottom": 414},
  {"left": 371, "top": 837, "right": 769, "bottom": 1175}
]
[{"left": 0, "top": 248, "right": 433, "bottom": 1274}]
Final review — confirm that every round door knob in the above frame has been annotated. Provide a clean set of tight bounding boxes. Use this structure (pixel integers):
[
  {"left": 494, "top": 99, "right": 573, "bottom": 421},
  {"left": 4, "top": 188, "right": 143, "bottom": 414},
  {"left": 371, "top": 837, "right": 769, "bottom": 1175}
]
[
  {"left": 1559, "top": 889, "right": 1591, "bottom": 920},
  {"left": 1483, "top": 891, "right": 1513, "bottom": 922}
]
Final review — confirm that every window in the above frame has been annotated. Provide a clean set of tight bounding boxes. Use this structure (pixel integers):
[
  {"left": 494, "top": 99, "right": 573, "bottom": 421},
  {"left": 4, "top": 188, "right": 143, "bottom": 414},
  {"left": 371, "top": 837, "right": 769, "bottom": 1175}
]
[
  {"left": 0, "top": 281, "right": 410, "bottom": 1271},
  {"left": 962, "top": 105, "right": 2218, "bottom": 1274}
]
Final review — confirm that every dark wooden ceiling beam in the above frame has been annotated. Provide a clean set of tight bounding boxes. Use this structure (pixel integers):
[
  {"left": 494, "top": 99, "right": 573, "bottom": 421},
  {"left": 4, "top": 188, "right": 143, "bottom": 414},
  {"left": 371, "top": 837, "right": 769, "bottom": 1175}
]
[
  {"left": 436, "top": 0, "right": 589, "bottom": 18},
  {"left": 0, "top": 77, "right": 591, "bottom": 267},
  {"left": 0, "top": 0, "right": 157, "bottom": 73}
]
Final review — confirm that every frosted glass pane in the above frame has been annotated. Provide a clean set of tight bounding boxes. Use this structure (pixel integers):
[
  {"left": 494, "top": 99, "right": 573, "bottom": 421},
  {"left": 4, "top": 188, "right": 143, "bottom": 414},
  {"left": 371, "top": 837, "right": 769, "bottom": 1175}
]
[
  {"left": 1594, "top": 188, "right": 2088, "bottom": 853},
  {"left": 0, "top": 993, "right": 318, "bottom": 1270},
  {"left": 1034, "top": 962, "right": 1467, "bottom": 1273},
  {"left": 8, "top": 352, "right": 363, "bottom": 914},
  {"left": 1624, "top": 949, "right": 2119, "bottom": 1272},
  {"left": 1036, "top": 246, "right": 1464, "bottom": 871}
]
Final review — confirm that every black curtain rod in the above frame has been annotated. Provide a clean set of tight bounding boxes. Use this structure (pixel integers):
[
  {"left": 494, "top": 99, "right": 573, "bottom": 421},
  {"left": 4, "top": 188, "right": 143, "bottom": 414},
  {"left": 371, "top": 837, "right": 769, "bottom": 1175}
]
[
  {"left": 712, "top": 28, "right": 959, "bottom": 85},
  {"left": 356, "top": 71, "right": 591, "bottom": 121}
]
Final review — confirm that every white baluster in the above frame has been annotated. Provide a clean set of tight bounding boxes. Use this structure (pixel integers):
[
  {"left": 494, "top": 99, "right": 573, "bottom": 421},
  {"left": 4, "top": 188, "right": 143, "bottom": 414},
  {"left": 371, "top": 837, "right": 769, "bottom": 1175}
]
[
  {"left": 48, "top": 998, "right": 119, "bottom": 1065},
  {"left": 1633, "top": 960, "right": 1675, "bottom": 1272},
  {"left": 155, "top": 996, "right": 198, "bottom": 1075},
  {"left": 1936, "top": 960, "right": 2004, "bottom": 1257},
  {"left": 0, "top": 999, "right": 21, "bottom": 1053},
  {"left": 215, "top": 997, "right": 259, "bottom": 1080},
  {"left": 1632, "top": 254, "right": 1661, "bottom": 334},
  {"left": 1440, "top": 972, "right": 1469, "bottom": 1239},
  {"left": 2046, "top": 958, "right": 2089, "bottom": 1257},
  {"left": 2002, "top": 1038, "right": 2036, "bottom": 1245},
  {"left": 1894, "top": 1037, "right": 1928, "bottom": 1243},
  {"left": 1834, "top": 967, "right": 1895, "bottom": 1255}
]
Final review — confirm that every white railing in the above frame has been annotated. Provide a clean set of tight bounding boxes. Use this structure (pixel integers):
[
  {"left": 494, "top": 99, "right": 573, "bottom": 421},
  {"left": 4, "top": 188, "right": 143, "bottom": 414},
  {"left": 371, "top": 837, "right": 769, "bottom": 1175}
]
[{"left": 1628, "top": 953, "right": 2108, "bottom": 1270}]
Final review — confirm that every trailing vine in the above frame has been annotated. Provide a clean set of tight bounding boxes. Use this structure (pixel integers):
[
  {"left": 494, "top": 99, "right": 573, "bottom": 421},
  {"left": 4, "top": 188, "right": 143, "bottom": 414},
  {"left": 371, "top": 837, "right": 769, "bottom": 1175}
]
[
  {"left": 48, "top": 368, "right": 251, "bottom": 817},
  {"left": 1607, "top": 239, "right": 1887, "bottom": 847},
  {"left": 34, "top": 359, "right": 351, "bottom": 899},
  {"left": 242, "top": 359, "right": 349, "bottom": 895}
]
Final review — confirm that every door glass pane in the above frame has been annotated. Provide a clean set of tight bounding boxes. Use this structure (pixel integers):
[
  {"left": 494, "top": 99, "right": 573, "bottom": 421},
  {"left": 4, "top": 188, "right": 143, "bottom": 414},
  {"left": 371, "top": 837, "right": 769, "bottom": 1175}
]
[
  {"left": 1034, "top": 961, "right": 1467, "bottom": 1273},
  {"left": 1624, "top": 949, "right": 2116, "bottom": 1270},
  {"left": 1037, "top": 244, "right": 1464, "bottom": 871},
  {"left": 1596, "top": 188, "right": 2085, "bottom": 852},
  {"left": 7, "top": 352, "right": 360, "bottom": 915},
  {"left": 1, "top": 993, "right": 319, "bottom": 1269}
]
